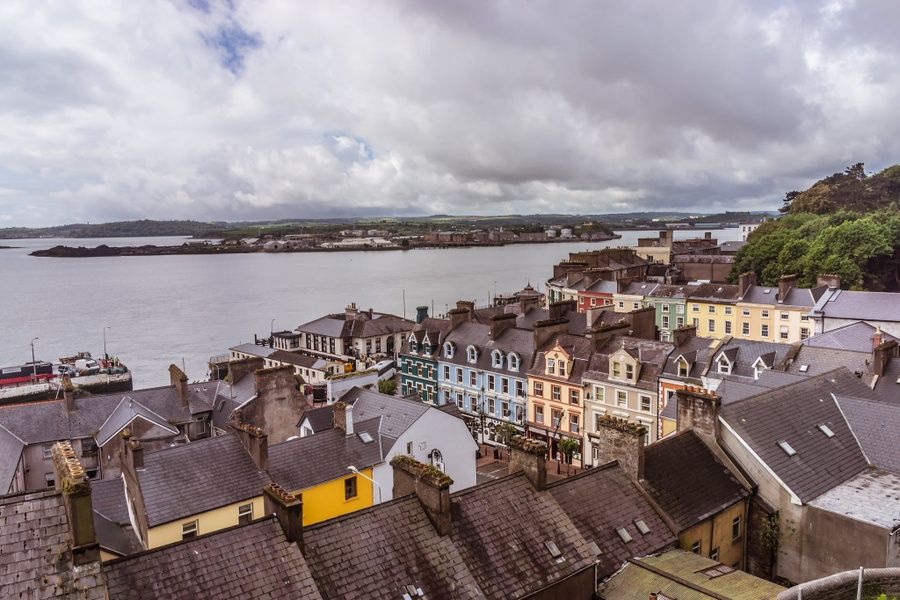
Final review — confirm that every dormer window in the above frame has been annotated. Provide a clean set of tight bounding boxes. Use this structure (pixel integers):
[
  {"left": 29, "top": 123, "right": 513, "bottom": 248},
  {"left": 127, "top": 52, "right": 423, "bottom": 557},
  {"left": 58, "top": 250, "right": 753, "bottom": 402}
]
[
  {"left": 409, "top": 339, "right": 418, "bottom": 354},
  {"left": 423, "top": 343, "right": 431, "bottom": 354},
  {"left": 612, "top": 362, "right": 622, "bottom": 378},
  {"left": 559, "top": 361, "right": 566, "bottom": 377},
  {"left": 677, "top": 358, "right": 689, "bottom": 378},
  {"left": 444, "top": 342, "right": 454, "bottom": 358},
  {"left": 625, "top": 364, "right": 634, "bottom": 380},
  {"left": 717, "top": 355, "right": 732, "bottom": 375},
  {"left": 492, "top": 350, "right": 504, "bottom": 368},
  {"left": 547, "top": 358, "right": 556, "bottom": 375},
  {"left": 508, "top": 353, "right": 520, "bottom": 371},
  {"left": 752, "top": 358, "right": 767, "bottom": 380},
  {"left": 466, "top": 345, "right": 478, "bottom": 364}
]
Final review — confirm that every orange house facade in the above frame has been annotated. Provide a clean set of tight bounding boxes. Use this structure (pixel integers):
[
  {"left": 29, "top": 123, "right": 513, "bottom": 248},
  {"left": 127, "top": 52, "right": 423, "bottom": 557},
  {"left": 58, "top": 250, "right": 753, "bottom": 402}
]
[{"left": 526, "top": 339, "right": 591, "bottom": 467}]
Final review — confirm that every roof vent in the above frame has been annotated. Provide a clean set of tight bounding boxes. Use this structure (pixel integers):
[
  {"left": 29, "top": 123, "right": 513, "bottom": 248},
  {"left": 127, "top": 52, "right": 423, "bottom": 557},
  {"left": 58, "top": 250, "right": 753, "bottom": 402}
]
[
  {"left": 634, "top": 519, "right": 651, "bottom": 535},
  {"left": 799, "top": 364, "right": 809, "bottom": 373},
  {"left": 544, "top": 540, "right": 565, "bottom": 563},
  {"left": 778, "top": 440, "right": 797, "bottom": 456},
  {"left": 763, "top": 289, "right": 771, "bottom": 294},
  {"left": 818, "top": 424, "right": 835, "bottom": 438},
  {"left": 616, "top": 527, "right": 633, "bottom": 543}
]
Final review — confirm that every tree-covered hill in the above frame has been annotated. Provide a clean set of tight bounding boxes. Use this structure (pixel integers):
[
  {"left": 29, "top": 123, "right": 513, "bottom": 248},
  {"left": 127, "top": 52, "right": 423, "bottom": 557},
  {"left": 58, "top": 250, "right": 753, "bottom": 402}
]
[{"left": 731, "top": 164, "right": 900, "bottom": 291}]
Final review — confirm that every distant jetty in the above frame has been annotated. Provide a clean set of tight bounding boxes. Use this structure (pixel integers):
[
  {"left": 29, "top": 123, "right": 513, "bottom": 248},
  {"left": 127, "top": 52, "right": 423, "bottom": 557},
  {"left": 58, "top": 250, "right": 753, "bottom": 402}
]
[{"left": 29, "top": 234, "right": 621, "bottom": 258}]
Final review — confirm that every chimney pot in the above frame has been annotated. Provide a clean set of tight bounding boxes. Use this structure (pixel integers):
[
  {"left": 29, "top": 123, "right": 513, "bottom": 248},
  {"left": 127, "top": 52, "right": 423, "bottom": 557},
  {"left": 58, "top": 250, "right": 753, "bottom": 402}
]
[
  {"left": 263, "top": 484, "right": 303, "bottom": 550},
  {"left": 169, "top": 364, "right": 189, "bottom": 406},
  {"left": 508, "top": 435, "right": 548, "bottom": 490},
  {"left": 591, "top": 416, "right": 645, "bottom": 480},
  {"left": 51, "top": 442, "right": 100, "bottom": 565},
  {"left": 390, "top": 455, "right": 454, "bottom": 535},
  {"left": 676, "top": 388, "right": 721, "bottom": 444},
  {"left": 332, "top": 400, "right": 354, "bottom": 435},
  {"left": 415, "top": 306, "right": 429, "bottom": 324}
]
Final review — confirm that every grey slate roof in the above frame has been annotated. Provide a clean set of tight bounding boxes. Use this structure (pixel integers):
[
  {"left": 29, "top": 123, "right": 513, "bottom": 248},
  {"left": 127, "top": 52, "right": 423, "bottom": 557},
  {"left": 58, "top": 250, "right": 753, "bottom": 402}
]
[
  {"left": 304, "top": 496, "right": 485, "bottom": 600},
  {"left": 138, "top": 433, "right": 271, "bottom": 526},
  {"left": 93, "top": 509, "right": 142, "bottom": 557},
  {"left": 338, "top": 387, "right": 430, "bottom": 445},
  {"left": 441, "top": 321, "right": 534, "bottom": 377},
  {"left": 814, "top": 289, "right": 900, "bottom": 322},
  {"left": 804, "top": 321, "right": 898, "bottom": 352},
  {"left": 584, "top": 337, "right": 673, "bottom": 392},
  {"left": 689, "top": 283, "right": 741, "bottom": 303},
  {"left": 836, "top": 395, "right": 900, "bottom": 473},
  {"left": 298, "top": 404, "right": 337, "bottom": 432},
  {"left": 450, "top": 473, "right": 598, "bottom": 598},
  {"left": 740, "top": 285, "right": 819, "bottom": 307},
  {"left": 643, "top": 430, "right": 749, "bottom": 532},
  {"left": 808, "top": 468, "right": 900, "bottom": 530},
  {"left": 0, "top": 489, "right": 107, "bottom": 599},
  {"left": 91, "top": 476, "right": 130, "bottom": 525},
  {"left": 530, "top": 333, "right": 595, "bottom": 386},
  {"left": 104, "top": 517, "right": 323, "bottom": 599},
  {"left": 268, "top": 417, "right": 384, "bottom": 491},
  {"left": 721, "top": 369, "right": 870, "bottom": 503},
  {"left": 548, "top": 463, "right": 676, "bottom": 577},
  {"left": 297, "top": 311, "right": 414, "bottom": 339},
  {"left": 229, "top": 342, "right": 278, "bottom": 358},
  {"left": 619, "top": 281, "right": 659, "bottom": 296},
  {"left": 269, "top": 349, "right": 326, "bottom": 369},
  {"left": 0, "top": 424, "right": 23, "bottom": 494},
  {"left": 712, "top": 339, "right": 794, "bottom": 380},
  {"left": 662, "top": 335, "right": 719, "bottom": 380},
  {"left": 96, "top": 395, "right": 178, "bottom": 446}
]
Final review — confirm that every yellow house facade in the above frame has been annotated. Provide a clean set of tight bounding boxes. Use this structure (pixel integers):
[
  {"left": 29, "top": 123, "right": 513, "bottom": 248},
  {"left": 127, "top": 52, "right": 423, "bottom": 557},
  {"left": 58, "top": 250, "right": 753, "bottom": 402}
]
[
  {"left": 684, "top": 283, "right": 741, "bottom": 340},
  {"left": 147, "top": 495, "right": 265, "bottom": 548},
  {"left": 291, "top": 467, "right": 375, "bottom": 526}
]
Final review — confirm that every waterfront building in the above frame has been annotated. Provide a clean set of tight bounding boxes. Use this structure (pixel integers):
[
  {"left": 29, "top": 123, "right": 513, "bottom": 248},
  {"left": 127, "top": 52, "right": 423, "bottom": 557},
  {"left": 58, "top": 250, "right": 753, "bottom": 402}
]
[
  {"left": 685, "top": 283, "right": 741, "bottom": 340},
  {"left": 398, "top": 306, "right": 449, "bottom": 404},
  {"left": 613, "top": 280, "right": 658, "bottom": 313},
  {"left": 810, "top": 277, "right": 900, "bottom": 338},
  {"left": 576, "top": 278, "right": 617, "bottom": 311},
  {"left": 643, "top": 283, "right": 697, "bottom": 341},
  {"left": 735, "top": 273, "right": 821, "bottom": 344}
]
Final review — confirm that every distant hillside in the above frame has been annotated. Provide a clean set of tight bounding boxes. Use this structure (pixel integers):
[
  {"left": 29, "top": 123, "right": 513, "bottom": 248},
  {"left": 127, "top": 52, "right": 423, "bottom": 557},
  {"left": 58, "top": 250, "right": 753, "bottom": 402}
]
[
  {"left": 783, "top": 163, "right": 900, "bottom": 214},
  {"left": 731, "top": 163, "right": 900, "bottom": 291},
  {"left": 0, "top": 219, "right": 227, "bottom": 239}
]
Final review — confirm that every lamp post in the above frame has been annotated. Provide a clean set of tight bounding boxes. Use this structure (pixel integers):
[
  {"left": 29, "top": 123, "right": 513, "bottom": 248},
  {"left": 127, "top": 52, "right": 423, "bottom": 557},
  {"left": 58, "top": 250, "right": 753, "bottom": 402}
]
[
  {"left": 347, "top": 466, "right": 382, "bottom": 504},
  {"left": 30, "top": 337, "right": 39, "bottom": 382},
  {"left": 103, "top": 326, "right": 111, "bottom": 360}
]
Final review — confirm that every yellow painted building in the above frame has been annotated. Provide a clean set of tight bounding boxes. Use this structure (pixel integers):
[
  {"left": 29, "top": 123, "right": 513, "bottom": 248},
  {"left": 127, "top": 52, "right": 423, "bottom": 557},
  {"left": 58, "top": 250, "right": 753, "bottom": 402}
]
[
  {"left": 291, "top": 467, "right": 375, "bottom": 526},
  {"left": 147, "top": 496, "right": 265, "bottom": 548},
  {"left": 684, "top": 284, "right": 741, "bottom": 340},
  {"left": 677, "top": 501, "right": 747, "bottom": 569},
  {"left": 733, "top": 275, "right": 819, "bottom": 343}
]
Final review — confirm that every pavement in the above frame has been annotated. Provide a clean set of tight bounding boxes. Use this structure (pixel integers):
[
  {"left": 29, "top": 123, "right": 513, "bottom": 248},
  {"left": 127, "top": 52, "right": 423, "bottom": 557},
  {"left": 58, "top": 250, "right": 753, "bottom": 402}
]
[{"left": 476, "top": 460, "right": 510, "bottom": 485}]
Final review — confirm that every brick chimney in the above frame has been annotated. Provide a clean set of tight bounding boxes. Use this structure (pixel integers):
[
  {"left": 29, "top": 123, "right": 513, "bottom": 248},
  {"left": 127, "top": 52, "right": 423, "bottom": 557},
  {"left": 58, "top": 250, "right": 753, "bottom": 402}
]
[
  {"left": 508, "top": 435, "right": 547, "bottom": 490},
  {"left": 673, "top": 324, "right": 697, "bottom": 348},
  {"left": 588, "top": 322, "right": 630, "bottom": 352},
  {"left": 169, "top": 364, "right": 188, "bottom": 406},
  {"left": 456, "top": 300, "right": 475, "bottom": 314},
  {"left": 391, "top": 455, "right": 454, "bottom": 536},
  {"left": 50, "top": 441, "right": 100, "bottom": 565},
  {"left": 777, "top": 274, "right": 797, "bottom": 303},
  {"left": 533, "top": 318, "right": 570, "bottom": 351},
  {"left": 676, "top": 387, "right": 721, "bottom": 445},
  {"left": 62, "top": 374, "right": 76, "bottom": 412},
  {"left": 591, "top": 415, "right": 645, "bottom": 481},
  {"left": 448, "top": 308, "right": 470, "bottom": 331},
  {"left": 626, "top": 306, "right": 657, "bottom": 340},
  {"left": 332, "top": 400, "right": 354, "bottom": 435},
  {"left": 873, "top": 339, "right": 898, "bottom": 378},
  {"left": 738, "top": 271, "right": 757, "bottom": 296},
  {"left": 548, "top": 299, "right": 577, "bottom": 321},
  {"left": 415, "top": 305, "right": 429, "bottom": 324},
  {"left": 119, "top": 429, "right": 149, "bottom": 546},
  {"left": 490, "top": 313, "right": 517, "bottom": 340},
  {"left": 231, "top": 413, "right": 269, "bottom": 470},
  {"left": 345, "top": 302, "right": 358, "bottom": 320},
  {"left": 816, "top": 274, "right": 842, "bottom": 289},
  {"left": 228, "top": 356, "right": 265, "bottom": 385},
  {"left": 263, "top": 483, "right": 303, "bottom": 551}
]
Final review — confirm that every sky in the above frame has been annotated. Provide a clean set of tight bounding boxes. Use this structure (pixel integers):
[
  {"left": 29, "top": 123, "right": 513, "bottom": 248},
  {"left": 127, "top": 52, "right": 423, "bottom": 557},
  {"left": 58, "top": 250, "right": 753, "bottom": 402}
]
[{"left": 2, "top": 0, "right": 900, "bottom": 226}]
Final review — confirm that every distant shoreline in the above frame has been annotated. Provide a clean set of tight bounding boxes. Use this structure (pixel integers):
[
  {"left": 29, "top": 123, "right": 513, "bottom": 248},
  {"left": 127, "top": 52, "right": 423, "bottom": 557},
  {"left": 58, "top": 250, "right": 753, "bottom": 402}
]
[{"left": 29, "top": 234, "right": 622, "bottom": 258}]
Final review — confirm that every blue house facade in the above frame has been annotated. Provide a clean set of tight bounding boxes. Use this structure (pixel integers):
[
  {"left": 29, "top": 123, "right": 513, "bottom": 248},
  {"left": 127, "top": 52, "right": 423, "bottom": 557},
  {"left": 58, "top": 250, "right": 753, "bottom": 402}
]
[
  {"left": 398, "top": 310, "right": 448, "bottom": 405},
  {"left": 436, "top": 315, "right": 533, "bottom": 445}
]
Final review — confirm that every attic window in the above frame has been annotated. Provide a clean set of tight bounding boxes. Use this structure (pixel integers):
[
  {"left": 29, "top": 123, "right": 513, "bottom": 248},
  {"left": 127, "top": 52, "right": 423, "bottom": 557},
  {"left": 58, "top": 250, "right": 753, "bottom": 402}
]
[
  {"left": 444, "top": 343, "right": 454, "bottom": 358},
  {"left": 358, "top": 432, "right": 374, "bottom": 443},
  {"left": 817, "top": 424, "right": 835, "bottom": 438},
  {"left": 799, "top": 364, "right": 809, "bottom": 373},
  {"left": 544, "top": 540, "right": 565, "bottom": 563},
  {"left": 616, "top": 527, "right": 633, "bottom": 543},
  {"left": 700, "top": 564, "right": 735, "bottom": 578},
  {"left": 634, "top": 519, "right": 651, "bottom": 534},
  {"left": 778, "top": 441, "right": 797, "bottom": 457}
]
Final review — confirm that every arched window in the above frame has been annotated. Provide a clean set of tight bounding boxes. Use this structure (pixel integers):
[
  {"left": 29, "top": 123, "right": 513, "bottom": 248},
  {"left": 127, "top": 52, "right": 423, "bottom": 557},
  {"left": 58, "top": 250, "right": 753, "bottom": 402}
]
[
  {"left": 492, "top": 350, "right": 504, "bottom": 368},
  {"left": 508, "top": 353, "right": 520, "bottom": 371},
  {"left": 466, "top": 345, "right": 478, "bottom": 364},
  {"left": 444, "top": 342, "right": 454, "bottom": 358},
  {"left": 429, "top": 449, "right": 445, "bottom": 473}
]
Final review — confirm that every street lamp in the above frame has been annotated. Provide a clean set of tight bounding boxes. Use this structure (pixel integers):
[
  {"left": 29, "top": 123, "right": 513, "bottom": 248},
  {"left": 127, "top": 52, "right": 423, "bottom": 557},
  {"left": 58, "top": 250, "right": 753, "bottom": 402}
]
[
  {"left": 30, "top": 337, "right": 39, "bottom": 382},
  {"left": 103, "top": 326, "right": 111, "bottom": 360},
  {"left": 347, "top": 466, "right": 382, "bottom": 504}
]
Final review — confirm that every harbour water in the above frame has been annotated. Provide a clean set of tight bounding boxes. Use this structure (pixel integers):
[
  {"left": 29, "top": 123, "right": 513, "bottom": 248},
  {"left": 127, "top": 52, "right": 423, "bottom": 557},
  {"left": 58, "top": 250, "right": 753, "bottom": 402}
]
[{"left": 0, "top": 229, "right": 739, "bottom": 387}]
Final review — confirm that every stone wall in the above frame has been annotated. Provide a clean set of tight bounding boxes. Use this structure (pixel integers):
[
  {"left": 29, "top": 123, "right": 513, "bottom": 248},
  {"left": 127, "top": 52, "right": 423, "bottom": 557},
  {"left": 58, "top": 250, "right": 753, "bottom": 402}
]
[{"left": 778, "top": 568, "right": 900, "bottom": 600}]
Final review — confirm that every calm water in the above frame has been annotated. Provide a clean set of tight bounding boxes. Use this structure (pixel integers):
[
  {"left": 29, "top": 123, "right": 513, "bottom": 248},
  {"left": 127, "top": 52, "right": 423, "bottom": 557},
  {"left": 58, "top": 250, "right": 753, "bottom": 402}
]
[{"left": 0, "top": 229, "right": 739, "bottom": 387}]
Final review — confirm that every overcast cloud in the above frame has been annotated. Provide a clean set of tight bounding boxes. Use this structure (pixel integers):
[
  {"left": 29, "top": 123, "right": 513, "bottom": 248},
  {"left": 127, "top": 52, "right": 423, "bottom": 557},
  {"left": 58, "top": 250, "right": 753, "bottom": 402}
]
[{"left": 1, "top": 0, "right": 900, "bottom": 226}]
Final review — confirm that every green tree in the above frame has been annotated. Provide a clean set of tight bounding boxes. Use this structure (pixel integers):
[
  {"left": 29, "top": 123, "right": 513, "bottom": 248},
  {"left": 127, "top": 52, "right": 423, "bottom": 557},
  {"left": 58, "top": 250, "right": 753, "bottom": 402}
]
[
  {"left": 378, "top": 379, "right": 397, "bottom": 395},
  {"left": 557, "top": 437, "right": 580, "bottom": 463}
]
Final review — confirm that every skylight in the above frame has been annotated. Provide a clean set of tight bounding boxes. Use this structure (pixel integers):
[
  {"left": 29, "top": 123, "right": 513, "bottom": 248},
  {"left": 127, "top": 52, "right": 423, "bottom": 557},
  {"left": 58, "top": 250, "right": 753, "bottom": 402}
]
[
  {"left": 817, "top": 424, "right": 834, "bottom": 438},
  {"left": 634, "top": 519, "right": 651, "bottom": 535},
  {"left": 358, "top": 432, "right": 374, "bottom": 443},
  {"left": 616, "top": 527, "right": 633, "bottom": 543},
  {"left": 700, "top": 564, "right": 735, "bottom": 578},
  {"left": 544, "top": 540, "right": 565, "bottom": 563},
  {"left": 401, "top": 585, "right": 424, "bottom": 599},
  {"left": 778, "top": 440, "right": 797, "bottom": 456},
  {"left": 763, "top": 289, "right": 771, "bottom": 294},
  {"left": 799, "top": 364, "right": 809, "bottom": 372}
]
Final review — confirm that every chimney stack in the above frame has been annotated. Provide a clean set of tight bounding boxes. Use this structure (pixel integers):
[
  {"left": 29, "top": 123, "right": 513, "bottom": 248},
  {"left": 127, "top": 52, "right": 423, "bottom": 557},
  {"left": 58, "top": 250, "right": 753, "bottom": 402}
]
[
  {"left": 345, "top": 302, "right": 358, "bottom": 320},
  {"left": 591, "top": 415, "right": 646, "bottom": 481},
  {"left": 169, "top": 364, "right": 188, "bottom": 406},
  {"left": 508, "top": 435, "right": 548, "bottom": 490},
  {"left": 228, "top": 356, "right": 265, "bottom": 385},
  {"left": 391, "top": 455, "right": 454, "bottom": 535},
  {"left": 673, "top": 324, "right": 697, "bottom": 347},
  {"left": 548, "top": 299, "right": 577, "bottom": 321},
  {"left": 588, "top": 322, "right": 630, "bottom": 352},
  {"left": 816, "top": 274, "right": 842, "bottom": 289},
  {"left": 62, "top": 374, "right": 76, "bottom": 412},
  {"left": 51, "top": 441, "right": 100, "bottom": 565},
  {"left": 533, "top": 318, "right": 570, "bottom": 351},
  {"left": 777, "top": 274, "right": 797, "bottom": 303},
  {"left": 263, "top": 483, "right": 303, "bottom": 551},
  {"left": 626, "top": 306, "right": 658, "bottom": 340},
  {"left": 415, "top": 305, "right": 429, "bottom": 324},
  {"left": 872, "top": 339, "right": 898, "bottom": 378},
  {"left": 448, "top": 308, "right": 470, "bottom": 331},
  {"left": 676, "top": 386, "right": 721, "bottom": 445},
  {"left": 738, "top": 271, "right": 757, "bottom": 296},
  {"left": 332, "top": 400, "right": 354, "bottom": 436},
  {"left": 489, "top": 313, "right": 517, "bottom": 340},
  {"left": 231, "top": 412, "right": 269, "bottom": 470}
]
